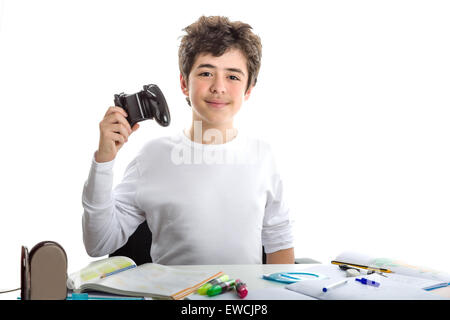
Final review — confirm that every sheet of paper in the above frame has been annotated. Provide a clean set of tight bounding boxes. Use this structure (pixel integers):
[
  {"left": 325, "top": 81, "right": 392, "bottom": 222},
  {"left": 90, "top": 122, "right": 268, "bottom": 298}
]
[
  {"left": 286, "top": 273, "right": 448, "bottom": 300},
  {"left": 298, "top": 264, "right": 447, "bottom": 290}
]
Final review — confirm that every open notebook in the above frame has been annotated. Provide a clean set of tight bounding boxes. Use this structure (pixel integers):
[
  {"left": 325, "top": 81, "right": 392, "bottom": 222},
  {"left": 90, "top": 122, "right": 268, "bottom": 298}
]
[
  {"left": 333, "top": 251, "right": 450, "bottom": 284},
  {"left": 67, "top": 256, "right": 223, "bottom": 300}
]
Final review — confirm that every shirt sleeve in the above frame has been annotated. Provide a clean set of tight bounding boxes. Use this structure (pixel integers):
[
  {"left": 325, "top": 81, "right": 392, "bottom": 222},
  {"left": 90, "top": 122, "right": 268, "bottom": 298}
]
[
  {"left": 261, "top": 152, "right": 295, "bottom": 254},
  {"left": 82, "top": 152, "right": 146, "bottom": 257}
]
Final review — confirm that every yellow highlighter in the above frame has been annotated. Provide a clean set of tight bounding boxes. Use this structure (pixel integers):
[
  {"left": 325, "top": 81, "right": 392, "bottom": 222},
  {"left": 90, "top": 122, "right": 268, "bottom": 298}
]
[{"left": 197, "top": 274, "right": 230, "bottom": 295}]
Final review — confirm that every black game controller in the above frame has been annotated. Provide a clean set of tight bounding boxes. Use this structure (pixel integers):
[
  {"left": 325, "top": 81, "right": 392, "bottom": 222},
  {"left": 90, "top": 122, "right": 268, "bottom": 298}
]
[{"left": 114, "top": 84, "right": 170, "bottom": 127}]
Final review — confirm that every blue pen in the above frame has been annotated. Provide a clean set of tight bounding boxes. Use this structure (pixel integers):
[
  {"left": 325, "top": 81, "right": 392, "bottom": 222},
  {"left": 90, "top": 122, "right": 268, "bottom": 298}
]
[{"left": 355, "top": 277, "right": 380, "bottom": 287}]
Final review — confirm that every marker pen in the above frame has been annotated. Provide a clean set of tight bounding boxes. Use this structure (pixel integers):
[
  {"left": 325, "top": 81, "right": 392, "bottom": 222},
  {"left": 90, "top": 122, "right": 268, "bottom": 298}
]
[
  {"left": 322, "top": 279, "right": 348, "bottom": 293},
  {"left": 235, "top": 279, "right": 248, "bottom": 299},
  {"left": 207, "top": 279, "right": 236, "bottom": 297},
  {"left": 355, "top": 277, "right": 380, "bottom": 287},
  {"left": 197, "top": 274, "right": 229, "bottom": 295}
]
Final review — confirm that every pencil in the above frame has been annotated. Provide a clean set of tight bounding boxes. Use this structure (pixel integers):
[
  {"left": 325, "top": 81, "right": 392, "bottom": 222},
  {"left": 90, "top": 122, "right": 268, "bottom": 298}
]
[
  {"left": 100, "top": 264, "right": 136, "bottom": 279},
  {"left": 331, "top": 260, "right": 393, "bottom": 274}
]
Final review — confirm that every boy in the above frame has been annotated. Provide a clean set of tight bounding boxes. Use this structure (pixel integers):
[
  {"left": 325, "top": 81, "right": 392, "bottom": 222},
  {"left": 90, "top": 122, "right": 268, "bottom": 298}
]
[{"left": 82, "top": 16, "right": 294, "bottom": 264}]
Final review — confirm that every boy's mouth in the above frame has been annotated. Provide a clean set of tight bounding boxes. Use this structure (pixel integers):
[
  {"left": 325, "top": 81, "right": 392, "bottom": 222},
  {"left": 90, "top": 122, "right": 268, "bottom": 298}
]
[{"left": 205, "top": 100, "right": 229, "bottom": 109}]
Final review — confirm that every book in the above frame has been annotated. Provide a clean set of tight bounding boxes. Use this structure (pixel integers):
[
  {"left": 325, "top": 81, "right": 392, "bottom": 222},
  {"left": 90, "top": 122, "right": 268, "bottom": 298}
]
[
  {"left": 67, "top": 256, "right": 223, "bottom": 300},
  {"left": 333, "top": 251, "right": 450, "bottom": 285}
]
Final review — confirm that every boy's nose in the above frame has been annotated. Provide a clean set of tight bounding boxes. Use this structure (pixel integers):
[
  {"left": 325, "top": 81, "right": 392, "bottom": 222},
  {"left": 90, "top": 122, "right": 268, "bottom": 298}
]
[{"left": 209, "top": 77, "right": 226, "bottom": 94}]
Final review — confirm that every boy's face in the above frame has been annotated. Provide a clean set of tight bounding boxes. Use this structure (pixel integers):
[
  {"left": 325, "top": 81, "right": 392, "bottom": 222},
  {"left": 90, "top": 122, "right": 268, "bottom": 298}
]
[{"left": 180, "top": 48, "right": 253, "bottom": 128}]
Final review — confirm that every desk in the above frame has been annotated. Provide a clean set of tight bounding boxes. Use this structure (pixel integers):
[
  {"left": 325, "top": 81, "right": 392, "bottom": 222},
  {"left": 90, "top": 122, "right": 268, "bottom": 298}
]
[
  {"left": 2, "top": 263, "right": 449, "bottom": 300},
  {"left": 0, "top": 263, "right": 316, "bottom": 300},
  {"left": 171, "top": 264, "right": 450, "bottom": 300}
]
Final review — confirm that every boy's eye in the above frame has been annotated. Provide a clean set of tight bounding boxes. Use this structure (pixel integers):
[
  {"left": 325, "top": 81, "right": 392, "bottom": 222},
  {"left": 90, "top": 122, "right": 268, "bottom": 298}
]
[{"left": 198, "top": 72, "right": 240, "bottom": 81}]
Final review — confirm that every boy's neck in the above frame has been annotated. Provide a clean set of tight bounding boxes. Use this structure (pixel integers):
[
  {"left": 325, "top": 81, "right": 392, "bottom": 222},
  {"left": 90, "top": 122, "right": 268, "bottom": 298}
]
[{"left": 186, "top": 120, "right": 238, "bottom": 145}]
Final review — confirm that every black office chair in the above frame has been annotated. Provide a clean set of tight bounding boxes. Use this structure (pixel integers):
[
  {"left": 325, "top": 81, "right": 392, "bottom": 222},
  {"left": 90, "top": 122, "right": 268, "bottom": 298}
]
[
  {"left": 109, "top": 222, "right": 153, "bottom": 265},
  {"left": 109, "top": 221, "right": 320, "bottom": 265}
]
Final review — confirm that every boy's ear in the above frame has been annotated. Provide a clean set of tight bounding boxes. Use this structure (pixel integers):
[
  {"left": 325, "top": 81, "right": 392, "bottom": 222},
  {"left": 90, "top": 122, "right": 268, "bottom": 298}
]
[
  {"left": 180, "top": 73, "right": 189, "bottom": 97},
  {"left": 244, "top": 85, "right": 254, "bottom": 101}
]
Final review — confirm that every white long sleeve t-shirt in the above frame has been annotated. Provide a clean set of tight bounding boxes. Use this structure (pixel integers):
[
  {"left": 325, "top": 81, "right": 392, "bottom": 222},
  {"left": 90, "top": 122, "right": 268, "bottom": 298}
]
[{"left": 82, "top": 130, "right": 294, "bottom": 265}]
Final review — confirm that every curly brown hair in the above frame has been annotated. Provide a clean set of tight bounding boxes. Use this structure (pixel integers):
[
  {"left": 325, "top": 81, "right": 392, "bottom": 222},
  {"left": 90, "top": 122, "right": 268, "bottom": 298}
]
[{"left": 178, "top": 16, "right": 262, "bottom": 106}]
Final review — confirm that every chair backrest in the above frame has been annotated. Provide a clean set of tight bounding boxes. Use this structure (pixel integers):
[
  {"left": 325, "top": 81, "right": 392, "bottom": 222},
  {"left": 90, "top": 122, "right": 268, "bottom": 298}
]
[
  {"left": 109, "top": 221, "right": 267, "bottom": 264},
  {"left": 109, "top": 221, "right": 152, "bottom": 265}
]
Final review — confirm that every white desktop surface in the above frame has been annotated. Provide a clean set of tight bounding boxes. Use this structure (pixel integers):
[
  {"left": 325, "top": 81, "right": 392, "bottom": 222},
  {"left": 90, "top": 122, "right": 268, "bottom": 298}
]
[
  {"left": 174, "top": 263, "right": 313, "bottom": 290},
  {"left": 3, "top": 263, "right": 449, "bottom": 300},
  {"left": 175, "top": 263, "right": 319, "bottom": 300}
]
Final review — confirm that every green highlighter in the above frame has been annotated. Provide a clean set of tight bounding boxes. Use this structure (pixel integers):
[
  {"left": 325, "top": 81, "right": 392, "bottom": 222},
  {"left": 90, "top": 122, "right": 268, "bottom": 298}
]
[
  {"left": 197, "top": 274, "right": 229, "bottom": 295},
  {"left": 207, "top": 279, "right": 236, "bottom": 297}
]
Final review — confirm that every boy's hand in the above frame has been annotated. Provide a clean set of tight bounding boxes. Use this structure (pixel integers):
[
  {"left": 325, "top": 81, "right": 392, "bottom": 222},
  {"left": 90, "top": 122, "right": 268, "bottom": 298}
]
[{"left": 95, "top": 106, "right": 140, "bottom": 163}]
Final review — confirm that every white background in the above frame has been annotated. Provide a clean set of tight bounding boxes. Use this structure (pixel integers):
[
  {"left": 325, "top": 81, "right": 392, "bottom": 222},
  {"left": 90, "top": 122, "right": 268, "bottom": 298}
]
[{"left": 1, "top": 0, "right": 449, "bottom": 292}]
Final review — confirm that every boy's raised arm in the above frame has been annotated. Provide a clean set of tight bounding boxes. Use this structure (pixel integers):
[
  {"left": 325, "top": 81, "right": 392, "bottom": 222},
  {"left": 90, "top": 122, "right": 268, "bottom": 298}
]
[{"left": 81, "top": 106, "right": 144, "bottom": 257}]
